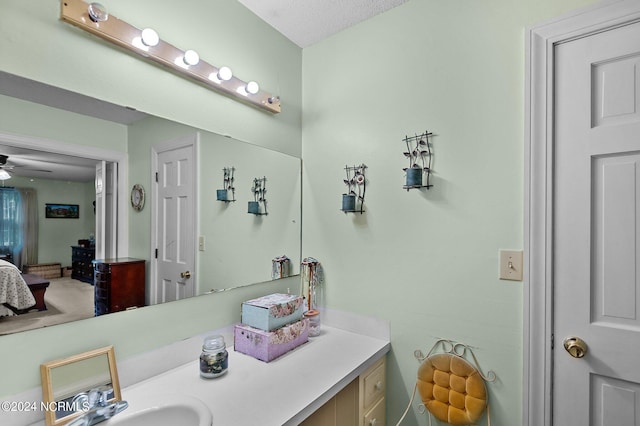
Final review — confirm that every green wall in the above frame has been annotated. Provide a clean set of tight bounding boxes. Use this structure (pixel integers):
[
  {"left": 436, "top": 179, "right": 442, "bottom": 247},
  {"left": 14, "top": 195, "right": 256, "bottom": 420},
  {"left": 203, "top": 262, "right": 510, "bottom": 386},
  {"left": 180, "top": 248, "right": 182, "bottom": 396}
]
[
  {"left": 0, "top": 0, "right": 302, "bottom": 399},
  {"left": 301, "top": 0, "right": 596, "bottom": 424},
  {"left": 9, "top": 175, "right": 95, "bottom": 267},
  {"left": 0, "top": 0, "right": 605, "bottom": 425},
  {"left": 127, "top": 115, "right": 302, "bottom": 298},
  {"left": 0, "top": 94, "right": 128, "bottom": 152}
]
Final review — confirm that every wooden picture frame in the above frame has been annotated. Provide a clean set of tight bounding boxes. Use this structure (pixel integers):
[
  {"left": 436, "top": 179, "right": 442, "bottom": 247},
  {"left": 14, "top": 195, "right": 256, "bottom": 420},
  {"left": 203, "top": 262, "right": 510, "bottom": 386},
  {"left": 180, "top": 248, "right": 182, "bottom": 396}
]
[
  {"left": 40, "top": 346, "right": 122, "bottom": 426},
  {"left": 45, "top": 204, "right": 80, "bottom": 219}
]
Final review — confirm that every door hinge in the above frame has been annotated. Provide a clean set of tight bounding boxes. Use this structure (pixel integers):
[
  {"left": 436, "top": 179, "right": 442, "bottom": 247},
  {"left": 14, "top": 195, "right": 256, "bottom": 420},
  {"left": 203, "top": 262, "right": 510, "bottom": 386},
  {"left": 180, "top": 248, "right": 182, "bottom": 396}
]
[
  {"left": 155, "top": 172, "right": 158, "bottom": 183},
  {"left": 551, "top": 333, "right": 554, "bottom": 350},
  {"left": 155, "top": 248, "right": 158, "bottom": 259}
]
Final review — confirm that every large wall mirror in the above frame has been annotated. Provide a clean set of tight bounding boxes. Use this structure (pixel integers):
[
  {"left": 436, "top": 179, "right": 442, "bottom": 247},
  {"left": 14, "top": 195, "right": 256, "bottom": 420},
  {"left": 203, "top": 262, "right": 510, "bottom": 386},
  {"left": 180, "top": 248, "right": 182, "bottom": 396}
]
[{"left": 0, "top": 71, "right": 301, "bottom": 335}]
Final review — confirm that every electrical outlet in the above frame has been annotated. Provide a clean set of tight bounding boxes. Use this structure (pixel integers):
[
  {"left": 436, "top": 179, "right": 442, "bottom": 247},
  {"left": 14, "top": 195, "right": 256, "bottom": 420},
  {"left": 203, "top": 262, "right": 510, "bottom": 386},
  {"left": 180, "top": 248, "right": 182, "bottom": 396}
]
[
  {"left": 499, "top": 250, "right": 523, "bottom": 281},
  {"left": 199, "top": 236, "right": 205, "bottom": 251}
]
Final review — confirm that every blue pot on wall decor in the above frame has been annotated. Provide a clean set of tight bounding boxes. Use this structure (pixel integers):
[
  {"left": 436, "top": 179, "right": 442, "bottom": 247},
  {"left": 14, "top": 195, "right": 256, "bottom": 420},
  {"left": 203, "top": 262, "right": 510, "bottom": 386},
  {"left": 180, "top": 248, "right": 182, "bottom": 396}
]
[
  {"left": 342, "top": 194, "right": 356, "bottom": 212},
  {"left": 216, "top": 189, "right": 228, "bottom": 201},
  {"left": 406, "top": 167, "right": 423, "bottom": 187},
  {"left": 248, "top": 201, "right": 261, "bottom": 214}
]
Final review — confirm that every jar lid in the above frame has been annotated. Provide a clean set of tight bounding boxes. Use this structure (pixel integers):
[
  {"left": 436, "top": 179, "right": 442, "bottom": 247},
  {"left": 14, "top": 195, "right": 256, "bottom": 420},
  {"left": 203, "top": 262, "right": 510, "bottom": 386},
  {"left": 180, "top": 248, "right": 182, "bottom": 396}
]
[
  {"left": 203, "top": 334, "right": 226, "bottom": 351},
  {"left": 304, "top": 309, "right": 320, "bottom": 317}
]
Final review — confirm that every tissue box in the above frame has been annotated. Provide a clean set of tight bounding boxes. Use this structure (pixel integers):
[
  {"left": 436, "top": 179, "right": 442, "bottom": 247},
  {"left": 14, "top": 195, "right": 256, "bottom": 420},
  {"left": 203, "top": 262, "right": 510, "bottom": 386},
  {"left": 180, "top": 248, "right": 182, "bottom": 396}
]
[
  {"left": 241, "top": 293, "right": 304, "bottom": 331},
  {"left": 234, "top": 319, "right": 309, "bottom": 362}
]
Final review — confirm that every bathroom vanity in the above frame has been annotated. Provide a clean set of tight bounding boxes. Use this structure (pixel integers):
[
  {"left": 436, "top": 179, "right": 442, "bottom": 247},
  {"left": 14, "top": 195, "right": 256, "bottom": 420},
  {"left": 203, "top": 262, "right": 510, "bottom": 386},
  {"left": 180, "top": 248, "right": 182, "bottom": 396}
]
[
  {"left": 8, "top": 310, "right": 388, "bottom": 426},
  {"left": 117, "top": 320, "right": 389, "bottom": 425}
]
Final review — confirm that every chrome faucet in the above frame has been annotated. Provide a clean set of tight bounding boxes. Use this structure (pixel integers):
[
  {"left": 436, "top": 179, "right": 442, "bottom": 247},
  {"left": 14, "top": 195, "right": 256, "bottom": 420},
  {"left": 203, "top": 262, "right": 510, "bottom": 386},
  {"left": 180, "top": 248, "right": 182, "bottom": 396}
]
[{"left": 67, "top": 386, "right": 128, "bottom": 426}]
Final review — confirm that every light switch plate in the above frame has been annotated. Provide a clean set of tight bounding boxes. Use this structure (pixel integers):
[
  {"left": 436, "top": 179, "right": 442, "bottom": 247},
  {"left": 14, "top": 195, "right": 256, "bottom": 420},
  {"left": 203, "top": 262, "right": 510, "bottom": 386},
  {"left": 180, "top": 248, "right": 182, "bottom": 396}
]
[{"left": 499, "top": 250, "right": 523, "bottom": 281}]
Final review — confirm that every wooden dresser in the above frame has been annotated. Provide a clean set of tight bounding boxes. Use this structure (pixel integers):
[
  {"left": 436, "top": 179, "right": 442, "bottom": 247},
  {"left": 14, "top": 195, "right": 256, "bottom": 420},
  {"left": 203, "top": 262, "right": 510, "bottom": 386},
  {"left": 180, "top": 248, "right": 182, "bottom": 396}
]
[
  {"left": 71, "top": 246, "right": 95, "bottom": 283},
  {"left": 93, "top": 257, "right": 145, "bottom": 316}
]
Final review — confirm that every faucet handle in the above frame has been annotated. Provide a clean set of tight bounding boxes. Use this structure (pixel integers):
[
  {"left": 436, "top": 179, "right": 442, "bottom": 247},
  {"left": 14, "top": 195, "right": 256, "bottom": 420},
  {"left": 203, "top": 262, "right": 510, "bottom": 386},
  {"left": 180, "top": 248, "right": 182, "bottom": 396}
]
[{"left": 87, "top": 385, "right": 113, "bottom": 407}]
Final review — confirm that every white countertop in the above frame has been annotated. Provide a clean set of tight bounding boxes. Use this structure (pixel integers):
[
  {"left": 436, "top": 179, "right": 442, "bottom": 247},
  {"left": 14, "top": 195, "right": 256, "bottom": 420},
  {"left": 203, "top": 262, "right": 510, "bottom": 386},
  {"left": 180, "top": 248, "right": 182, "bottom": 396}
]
[
  {"left": 117, "top": 325, "right": 389, "bottom": 425},
  {"left": 9, "top": 310, "right": 389, "bottom": 426}
]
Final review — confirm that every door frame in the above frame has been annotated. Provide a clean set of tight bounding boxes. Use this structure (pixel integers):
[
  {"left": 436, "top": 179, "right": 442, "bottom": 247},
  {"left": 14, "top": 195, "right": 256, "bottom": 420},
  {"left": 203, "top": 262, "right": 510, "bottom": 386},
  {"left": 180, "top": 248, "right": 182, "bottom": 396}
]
[
  {"left": 524, "top": 1, "right": 640, "bottom": 425},
  {"left": 149, "top": 132, "right": 199, "bottom": 305}
]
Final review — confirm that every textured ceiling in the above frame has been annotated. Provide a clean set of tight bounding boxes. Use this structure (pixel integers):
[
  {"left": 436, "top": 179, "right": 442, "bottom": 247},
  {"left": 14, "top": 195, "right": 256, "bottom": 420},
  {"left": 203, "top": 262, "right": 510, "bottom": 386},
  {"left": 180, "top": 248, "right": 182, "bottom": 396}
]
[{"left": 238, "top": 0, "right": 408, "bottom": 47}]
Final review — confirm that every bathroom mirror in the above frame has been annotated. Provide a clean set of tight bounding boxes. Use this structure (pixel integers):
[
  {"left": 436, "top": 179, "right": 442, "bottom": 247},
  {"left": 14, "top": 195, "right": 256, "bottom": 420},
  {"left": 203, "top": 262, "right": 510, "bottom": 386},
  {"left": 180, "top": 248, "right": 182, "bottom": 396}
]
[
  {"left": 40, "top": 346, "right": 122, "bottom": 426},
  {"left": 0, "top": 71, "right": 301, "bottom": 335}
]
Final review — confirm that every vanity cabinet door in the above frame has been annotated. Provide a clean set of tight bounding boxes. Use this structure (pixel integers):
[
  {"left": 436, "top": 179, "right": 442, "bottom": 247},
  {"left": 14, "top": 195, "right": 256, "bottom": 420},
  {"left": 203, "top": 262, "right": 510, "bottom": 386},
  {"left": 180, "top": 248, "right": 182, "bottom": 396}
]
[
  {"left": 301, "top": 356, "right": 386, "bottom": 426},
  {"left": 300, "top": 378, "right": 358, "bottom": 426}
]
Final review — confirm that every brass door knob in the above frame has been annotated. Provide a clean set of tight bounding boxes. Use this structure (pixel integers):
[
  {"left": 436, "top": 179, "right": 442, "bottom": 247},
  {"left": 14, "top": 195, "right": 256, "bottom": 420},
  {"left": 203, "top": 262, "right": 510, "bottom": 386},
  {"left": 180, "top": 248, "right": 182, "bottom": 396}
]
[
  {"left": 180, "top": 271, "right": 191, "bottom": 279},
  {"left": 563, "top": 336, "right": 587, "bottom": 358}
]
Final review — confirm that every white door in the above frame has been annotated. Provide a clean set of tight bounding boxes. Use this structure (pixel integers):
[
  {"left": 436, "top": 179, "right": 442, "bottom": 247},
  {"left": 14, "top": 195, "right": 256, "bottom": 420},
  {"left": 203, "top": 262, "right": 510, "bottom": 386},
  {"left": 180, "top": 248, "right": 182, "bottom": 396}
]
[
  {"left": 95, "top": 161, "right": 106, "bottom": 259},
  {"left": 152, "top": 136, "right": 197, "bottom": 304},
  {"left": 104, "top": 161, "right": 118, "bottom": 258},
  {"left": 95, "top": 161, "right": 118, "bottom": 260},
  {"left": 554, "top": 22, "right": 640, "bottom": 424}
]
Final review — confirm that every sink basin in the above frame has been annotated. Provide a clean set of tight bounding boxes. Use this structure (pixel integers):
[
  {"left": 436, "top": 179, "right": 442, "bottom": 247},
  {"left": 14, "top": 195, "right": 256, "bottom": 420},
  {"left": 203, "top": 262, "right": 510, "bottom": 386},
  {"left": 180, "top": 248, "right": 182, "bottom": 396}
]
[{"left": 103, "top": 394, "right": 212, "bottom": 426}]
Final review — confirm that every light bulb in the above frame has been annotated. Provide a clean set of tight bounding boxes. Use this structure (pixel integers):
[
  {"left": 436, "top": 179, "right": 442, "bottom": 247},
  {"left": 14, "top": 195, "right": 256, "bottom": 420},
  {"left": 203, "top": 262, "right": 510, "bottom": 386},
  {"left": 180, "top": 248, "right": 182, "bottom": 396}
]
[
  {"left": 87, "top": 2, "right": 108, "bottom": 22},
  {"left": 0, "top": 169, "right": 11, "bottom": 180},
  {"left": 217, "top": 66, "right": 233, "bottom": 81},
  {"left": 183, "top": 50, "right": 200, "bottom": 66},
  {"left": 141, "top": 28, "right": 159, "bottom": 47},
  {"left": 246, "top": 81, "right": 259, "bottom": 95}
]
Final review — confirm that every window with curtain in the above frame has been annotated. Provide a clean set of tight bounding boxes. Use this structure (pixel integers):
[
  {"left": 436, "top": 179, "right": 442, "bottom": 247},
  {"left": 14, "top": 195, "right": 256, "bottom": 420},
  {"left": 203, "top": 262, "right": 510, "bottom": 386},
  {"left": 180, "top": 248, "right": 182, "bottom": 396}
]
[
  {"left": 0, "top": 187, "right": 23, "bottom": 259},
  {"left": 0, "top": 187, "right": 37, "bottom": 269}
]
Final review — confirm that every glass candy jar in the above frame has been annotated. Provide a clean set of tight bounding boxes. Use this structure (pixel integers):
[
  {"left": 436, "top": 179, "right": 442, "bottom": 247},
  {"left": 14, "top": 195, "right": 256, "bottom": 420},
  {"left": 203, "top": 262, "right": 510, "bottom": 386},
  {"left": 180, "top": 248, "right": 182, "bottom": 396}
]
[{"left": 200, "top": 335, "right": 229, "bottom": 378}]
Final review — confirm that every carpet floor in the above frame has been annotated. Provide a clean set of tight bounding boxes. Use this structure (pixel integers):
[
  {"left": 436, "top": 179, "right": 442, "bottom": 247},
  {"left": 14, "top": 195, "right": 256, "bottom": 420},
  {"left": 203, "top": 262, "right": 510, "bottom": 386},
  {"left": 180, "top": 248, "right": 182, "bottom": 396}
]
[{"left": 0, "top": 277, "right": 94, "bottom": 335}]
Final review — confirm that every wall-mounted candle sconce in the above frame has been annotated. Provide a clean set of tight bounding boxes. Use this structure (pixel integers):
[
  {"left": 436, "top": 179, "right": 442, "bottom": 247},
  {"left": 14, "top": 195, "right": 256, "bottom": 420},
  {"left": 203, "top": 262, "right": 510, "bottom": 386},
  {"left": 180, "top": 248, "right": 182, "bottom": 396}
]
[
  {"left": 216, "top": 167, "right": 235, "bottom": 202},
  {"left": 60, "top": 0, "right": 281, "bottom": 113},
  {"left": 341, "top": 164, "right": 367, "bottom": 214},
  {"left": 402, "top": 131, "right": 433, "bottom": 190},
  {"left": 248, "top": 177, "right": 267, "bottom": 215}
]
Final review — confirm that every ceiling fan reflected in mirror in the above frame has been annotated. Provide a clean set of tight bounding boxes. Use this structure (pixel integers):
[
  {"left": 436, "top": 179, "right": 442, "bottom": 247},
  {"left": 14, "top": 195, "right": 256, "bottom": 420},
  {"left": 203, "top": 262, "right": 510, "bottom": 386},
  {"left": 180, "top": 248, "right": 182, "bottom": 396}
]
[
  {"left": 0, "top": 154, "right": 13, "bottom": 180},
  {"left": 0, "top": 154, "right": 55, "bottom": 181}
]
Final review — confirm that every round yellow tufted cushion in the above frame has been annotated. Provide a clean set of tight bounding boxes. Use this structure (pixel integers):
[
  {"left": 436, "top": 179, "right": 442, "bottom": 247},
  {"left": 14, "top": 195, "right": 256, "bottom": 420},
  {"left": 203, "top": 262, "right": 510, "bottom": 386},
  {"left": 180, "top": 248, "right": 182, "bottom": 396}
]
[{"left": 416, "top": 353, "right": 488, "bottom": 425}]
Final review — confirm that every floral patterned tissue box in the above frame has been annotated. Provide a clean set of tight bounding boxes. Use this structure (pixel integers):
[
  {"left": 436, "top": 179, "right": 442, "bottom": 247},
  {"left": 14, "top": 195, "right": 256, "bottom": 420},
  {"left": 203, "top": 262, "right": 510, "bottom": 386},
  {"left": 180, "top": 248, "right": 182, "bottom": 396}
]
[
  {"left": 241, "top": 293, "right": 304, "bottom": 331},
  {"left": 234, "top": 319, "right": 309, "bottom": 362}
]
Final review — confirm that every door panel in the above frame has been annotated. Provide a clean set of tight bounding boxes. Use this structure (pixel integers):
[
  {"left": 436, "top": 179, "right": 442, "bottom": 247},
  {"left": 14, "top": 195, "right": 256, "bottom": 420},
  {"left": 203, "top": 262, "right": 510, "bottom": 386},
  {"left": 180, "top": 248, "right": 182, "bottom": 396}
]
[
  {"left": 554, "top": 21, "right": 640, "bottom": 425},
  {"left": 592, "top": 375, "right": 640, "bottom": 426},
  {"left": 592, "top": 54, "right": 640, "bottom": 127},
  {"left": 593, "top": 155, "right": 639, "bottom": 326}
]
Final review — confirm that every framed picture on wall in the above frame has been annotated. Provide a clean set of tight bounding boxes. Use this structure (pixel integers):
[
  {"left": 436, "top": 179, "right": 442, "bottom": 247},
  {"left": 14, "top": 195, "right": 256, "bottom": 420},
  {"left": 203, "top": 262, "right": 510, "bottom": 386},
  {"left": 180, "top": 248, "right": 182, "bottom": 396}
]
[{"left": 45, "top": 203, "right": 79, "bottom": 219}]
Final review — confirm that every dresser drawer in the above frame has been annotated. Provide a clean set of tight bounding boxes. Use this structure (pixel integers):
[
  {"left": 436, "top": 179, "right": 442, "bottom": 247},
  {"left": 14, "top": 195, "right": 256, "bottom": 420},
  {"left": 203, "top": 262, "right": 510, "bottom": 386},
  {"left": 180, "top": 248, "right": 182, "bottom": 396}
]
[
  {"left": 362, "top": 358, "right": 386, "bottom": 410},
  {"left": 94, "top": 271, "right": 110, "bottom": 282},
  {"left": 94, "top": 263, "right": 111, "bottom": 273},
  {"left": 363, "top": 397, "right": 385, "bottom": 426}
]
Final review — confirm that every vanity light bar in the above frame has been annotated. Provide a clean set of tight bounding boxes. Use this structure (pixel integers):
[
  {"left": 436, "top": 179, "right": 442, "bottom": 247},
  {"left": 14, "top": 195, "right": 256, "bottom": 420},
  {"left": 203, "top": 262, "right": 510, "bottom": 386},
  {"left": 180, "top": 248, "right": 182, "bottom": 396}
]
[{"left": 59, "top": 0, "right": 281, "bottom": 113}]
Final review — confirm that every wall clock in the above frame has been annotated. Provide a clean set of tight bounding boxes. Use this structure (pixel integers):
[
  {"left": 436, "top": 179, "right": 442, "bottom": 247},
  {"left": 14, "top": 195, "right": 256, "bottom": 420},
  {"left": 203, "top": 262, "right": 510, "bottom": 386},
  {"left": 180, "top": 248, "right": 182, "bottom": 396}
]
[{"left": 131, "top": 184, "right": 145, "bottom": 211}]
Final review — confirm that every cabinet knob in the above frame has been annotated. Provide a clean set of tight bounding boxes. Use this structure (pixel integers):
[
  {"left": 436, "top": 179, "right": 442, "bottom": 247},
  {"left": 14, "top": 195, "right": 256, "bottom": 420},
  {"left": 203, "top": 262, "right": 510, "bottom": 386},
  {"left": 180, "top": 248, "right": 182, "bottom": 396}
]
[
  {"left": 369, "top": 418, "right": 378, "bottom": 426},
  {"left": 375, "top": 381, "right": 383, "bottom": 391}
]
